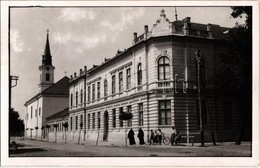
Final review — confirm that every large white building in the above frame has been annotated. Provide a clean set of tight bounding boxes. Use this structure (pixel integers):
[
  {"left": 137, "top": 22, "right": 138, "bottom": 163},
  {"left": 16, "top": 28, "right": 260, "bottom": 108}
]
[
  {"left": 46, "top": 9, "right": 249, "bottom": 145},
  {"left": 24, "top": 32, "right": 69, "bottom": 140}
]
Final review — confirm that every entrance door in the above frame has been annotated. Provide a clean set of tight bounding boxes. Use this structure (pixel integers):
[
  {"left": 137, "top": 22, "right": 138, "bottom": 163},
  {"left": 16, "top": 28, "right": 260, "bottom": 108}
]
[{"left": 103, "top": 111, "right": 109, "bottom": 141}]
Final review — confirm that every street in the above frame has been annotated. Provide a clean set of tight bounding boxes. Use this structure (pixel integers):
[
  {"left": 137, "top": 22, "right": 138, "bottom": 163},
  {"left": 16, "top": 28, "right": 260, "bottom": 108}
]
[{"left": 10, "top": 138, "right": 251, "bottom": 157}]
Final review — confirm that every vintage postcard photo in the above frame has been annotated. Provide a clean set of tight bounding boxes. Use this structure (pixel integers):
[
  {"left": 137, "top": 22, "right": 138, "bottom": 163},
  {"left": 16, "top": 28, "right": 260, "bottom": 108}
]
[{"left": 1, "top": 1, "right": 259, "bottom": 167}]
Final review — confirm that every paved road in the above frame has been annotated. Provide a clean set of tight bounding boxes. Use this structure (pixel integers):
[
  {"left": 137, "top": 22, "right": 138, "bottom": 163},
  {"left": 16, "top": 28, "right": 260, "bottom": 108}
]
[{"left": 10, "top": 139, "right": 251, "bottom": 157}]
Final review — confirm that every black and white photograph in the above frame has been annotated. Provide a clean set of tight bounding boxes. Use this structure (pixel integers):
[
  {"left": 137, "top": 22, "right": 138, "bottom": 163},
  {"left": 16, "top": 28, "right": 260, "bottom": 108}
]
[{"left": 1, "top": 1, "right": 259, "bottom": 167}]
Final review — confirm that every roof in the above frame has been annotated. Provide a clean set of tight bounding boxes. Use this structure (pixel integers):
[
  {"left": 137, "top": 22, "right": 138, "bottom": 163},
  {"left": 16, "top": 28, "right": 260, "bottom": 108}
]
[
  {"left": 46, "top": 107, "right": 69, "bottom": 120},
  {"left": 25, "top": 76, "right": 70, "bottom": 105}
]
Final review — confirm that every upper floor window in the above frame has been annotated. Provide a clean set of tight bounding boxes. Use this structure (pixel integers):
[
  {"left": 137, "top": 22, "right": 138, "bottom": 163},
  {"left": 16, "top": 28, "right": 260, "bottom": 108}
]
[
  {"left": 39, "top": 107, "right": 41, "bottom": 116},
  {"left": 104, "top": 79, "right": 108, "bottom": 97},
  {"left": 126, "top": 68, "right": 131, "bottom": 89},
  {"left": 112, "top": 75, "right": 116, "bottom": 94},
  {"left": 80, "top": 89, "right": 83, "bottom": 104},
  {"left": 76, "top": 91, "right": 78, "bottom": 106},
  {"left": 119, "top": 72, "right": 123, "bottom": 92},
  {"left": 46, "top": 73, "right": 50, "bottom": 81},
  {"left": 158, "top": 56, "right": 170, "bottom": 80},
  {"left": 31, "top": 106, "right": 33, "bottom": 118},
  {"left": 97, "top": 82, "right": 100, "bottom": 99},
  {"left": 87, "top": 86, "right": 91, "bottom": 102},
  {"left": 137, "top": 63, "right": 142, "bottom": 85},
  {"left": 92, "top": 84, "right": 96, "bottom": 101},
  {"left": 70, "top": 93, "right": 73, "bottom": 107}
]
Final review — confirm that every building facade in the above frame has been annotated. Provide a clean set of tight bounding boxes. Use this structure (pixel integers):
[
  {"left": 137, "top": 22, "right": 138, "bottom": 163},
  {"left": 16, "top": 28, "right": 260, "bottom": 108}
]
[
  {"left": 24, "top": 32, "right": 69, "bottom": 140},
  {"left": 48, "top": 9, "right": 242, "bottom": 145}
]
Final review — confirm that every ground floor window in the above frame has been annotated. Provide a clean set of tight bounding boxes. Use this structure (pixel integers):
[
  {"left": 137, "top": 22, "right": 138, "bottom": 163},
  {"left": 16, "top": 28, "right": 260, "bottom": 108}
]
[
  {"left": 76, "top": 116, "right": 78, "bottom": 130},
  {"left": 70, "top": 117, "right": 73, "bottom": 130},
  {"left": 138, "top": 103, "right": 143, "bottom": 126},
  {"left": 112, "top": 109, "right": 116, "bottom": 128},
  {"left": 127, "top": 106, "right": 132, "bottom": 127},
  {"left": 119, "top": 107, "right": 123, "bottom": 127},
  {"left": 87, "top": 114, "right": 90, "bottom": 129},
  {"left": 158, "top": 100, "right": 171, "bottom": 125},
  {"left": 98, "top": 112, "right": 101, "bottom": 129},
  {"left": 92, "top": 113, "right": 95, "bottom": 129}
]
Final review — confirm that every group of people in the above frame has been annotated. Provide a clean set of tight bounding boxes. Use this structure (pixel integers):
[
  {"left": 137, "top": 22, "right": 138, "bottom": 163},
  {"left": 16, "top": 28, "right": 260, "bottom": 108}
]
[
  {"left": 128, "top": 127, "right": 181, "bottom": 146},
  {"left": 128, "top": 128, "right": 145, "bottom": 145},
  {"left": 149, "top": 129, "right": 163, "bottom": 145}
]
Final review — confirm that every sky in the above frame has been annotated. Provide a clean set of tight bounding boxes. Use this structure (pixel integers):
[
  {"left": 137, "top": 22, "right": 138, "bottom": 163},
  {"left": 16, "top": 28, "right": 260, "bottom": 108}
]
[{"left": 10, "top": 6, "right": 246, "bottom": 120}]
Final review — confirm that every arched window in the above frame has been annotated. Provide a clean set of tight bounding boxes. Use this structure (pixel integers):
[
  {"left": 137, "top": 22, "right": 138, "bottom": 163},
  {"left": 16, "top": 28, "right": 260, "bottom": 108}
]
[
  {"left": 137, "top": 63, "right": 142, "bottom": 85},
  {"left": 158, "top": 56, "right": 170, "bottom": 80},
  {"left": 46, "top": 73, "right": 50, "bottom": 81}
]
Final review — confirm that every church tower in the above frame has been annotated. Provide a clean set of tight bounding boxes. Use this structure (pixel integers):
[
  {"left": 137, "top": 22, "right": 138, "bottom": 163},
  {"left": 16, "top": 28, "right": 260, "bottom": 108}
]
[{"left": 38, "top": 30, "right": 55, "bottom": 92}]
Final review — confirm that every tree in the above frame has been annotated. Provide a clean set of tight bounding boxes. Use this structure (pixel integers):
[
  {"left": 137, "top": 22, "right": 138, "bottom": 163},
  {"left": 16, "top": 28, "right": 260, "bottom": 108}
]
[
  {"left": 216, "top": 6, "right": 252, "bottom": 144},
  {"left": 63, "top": 122, "right": 69, "bottom": 143},
  {"left": 35, "top": 126, "right": 39, "bottom": 140},
  {"left": 46, "top": 124, "right": 51, "bottom": 141},
  {"left": 53, "top": 124, "right": 58, "bottom": 143},
  {"left": 9, "top": 108, "right": 24, "bottom": 137},
  {"left": 78, "top": 122, "right": 83, "bottom": 144}
]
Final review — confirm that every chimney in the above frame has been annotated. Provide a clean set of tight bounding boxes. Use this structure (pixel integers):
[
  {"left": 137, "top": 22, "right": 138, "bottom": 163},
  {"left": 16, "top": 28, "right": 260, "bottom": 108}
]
[
  {"left": 144, "top": 25, "right": 148, "bottom": 39},
  {"left": 74, "top": 72, "right": 77, "bottom": 78},
  {"left": 84, "top": 66, "right": 87, "bottom": 72},
  {"left": 207, "top": 23, "right": 212, "bottom": 38},
  {"left": 133, "top": 32, "right": 137, "bottom": 44},
  {"left": 183, "top": 17, "right": 191, "bottom": 35},
  {"left": 80, "top": 69, "right": 82, "bottom": 75},
  {"left": 70, "top": 75, "right": 73, "bottom": 79}
]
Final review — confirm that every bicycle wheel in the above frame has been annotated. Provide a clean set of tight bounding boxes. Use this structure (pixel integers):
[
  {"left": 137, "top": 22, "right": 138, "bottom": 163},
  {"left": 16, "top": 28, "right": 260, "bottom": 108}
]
[{"left": 163, "top": 137, "right": 170, "bottom": 145}]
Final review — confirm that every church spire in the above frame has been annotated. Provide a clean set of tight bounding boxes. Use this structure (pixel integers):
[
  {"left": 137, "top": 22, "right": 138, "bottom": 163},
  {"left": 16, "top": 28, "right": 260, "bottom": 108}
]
[{"left": 42, "top": 29, "right": 52, "bottom": 66}]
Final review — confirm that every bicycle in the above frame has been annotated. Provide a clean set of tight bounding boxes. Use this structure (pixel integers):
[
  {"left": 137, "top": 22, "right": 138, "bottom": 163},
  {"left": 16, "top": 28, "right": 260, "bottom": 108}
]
[{"left": 161, "top": 133, "right": 170, "bottom": 145}]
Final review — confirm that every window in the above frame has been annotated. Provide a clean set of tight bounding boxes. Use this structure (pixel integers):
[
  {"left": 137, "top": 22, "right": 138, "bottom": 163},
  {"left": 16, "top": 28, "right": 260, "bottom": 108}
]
[
  {"left": 70, "top": 117, "right": 73, "bottom": 130},
  {"left": 70, "top": 94, "right": 73, "bottom": 107},
  {"left": 80, "top": 89, "right": 83, "bottom": 104},
  {"left": 35, "top": 109, "right": 37, "bottom": 117},
  {"left": 39, "top": 107, "right": 41, "bottom": 116},
  {"left": 138, "top": 103, "right": 143, "bottom": 126},
  {"left": 76, "top": 116, "right": 78, "bottom": 130},
  {"left": 88, "top": 86, "right": 91, "bottom": 102},
  {"left": 127, "top": 106, "right": 132, "bottom": 127},
  {"left": 112, "top": 109, "right": 116, "bottom": 128},
  {"left": 87, "top": 114, "right": 90, "bottom": 129},
  {"left": 126, "top": 68, "right": 131, "bottom": 89},
  {"left": 137, "top": 63, "right": 142, "bottom": 85},
  {"left": 92, "top": 113, "right": 95, "bottom": 129},
  {"left": 223, "top": 101, "right": 233, "bottom": 125},
  {"left": 196, "top": 100, "right": 207, "bottom": 125},
  {"left": 158, "top": 56, "right": 170, "bottom": 80},
  {"left": 97, "top": 112, "right": 101, "bottom": 129},
  {"left": 158, "top": 100, "right": 171, "bottom": 125},
  {"left": 112, "top": 75, "right": 116, "bottom": 94},
  {"left": 104, "top": 79, "right": 108, "bottom": 97},
  {"left": 80, "top": 114, "right": 83, "bottom": 125},
  {"left": 31, "top": 107, "right": 33, "bottom": 118},
  {"left": 119, "top": 107, "right": 123, "bottom": 127},
  {"left": 97, "top": 82, "right": 100, "bottom": 99},
  {"left": 119, "top": 72, "right": 123, "bottom": 91},
  {"left": 76, "top": 91, "right": 78, "bottom": 106},
  {"left": 92, "top": 84, "right": 95, "bottom": 101},
  {"left": 46, "top": 73, "right": 50, "bottom": 81}
]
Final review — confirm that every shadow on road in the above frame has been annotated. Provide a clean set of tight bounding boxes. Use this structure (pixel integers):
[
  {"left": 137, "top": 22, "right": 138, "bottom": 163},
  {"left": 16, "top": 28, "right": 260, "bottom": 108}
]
[{"left": 10, "top": 148, "right": 46, "bottom": 155}]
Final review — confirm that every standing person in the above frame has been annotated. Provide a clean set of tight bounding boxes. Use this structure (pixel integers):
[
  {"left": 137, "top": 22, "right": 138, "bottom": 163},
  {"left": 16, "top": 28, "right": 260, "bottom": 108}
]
[
  {"left": 137, "top": 128, "right": 145, "bottom": 145},
  {"left": 174, "top": 132, "right": 181, "bottom": 146},
  {"left": 149, "top": 130, "right": 155, "bottom": 145},
  {"left": 154, "top": 131, "right": 158, "bottom": 145},
  {"left": 157, "top": 129, "right": 162, "bottom": 145},
  {"left": 128, "top": 128, "right": 136, "bottom": 145},
  {"left": 171, "top": 127, "right": 177, "bottom": 146}
]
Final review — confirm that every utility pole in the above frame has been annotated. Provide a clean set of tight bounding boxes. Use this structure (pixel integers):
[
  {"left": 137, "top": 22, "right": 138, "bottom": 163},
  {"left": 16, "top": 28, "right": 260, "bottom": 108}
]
[{"left": 195, "top": 50, "right": 205, "bottom": 147}]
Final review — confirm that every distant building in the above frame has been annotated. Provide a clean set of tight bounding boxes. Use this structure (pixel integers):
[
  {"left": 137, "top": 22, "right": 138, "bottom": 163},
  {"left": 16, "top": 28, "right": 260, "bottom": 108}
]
[
  {"left": 24, "top": 32, "right": 69, "bottom": 140},
  {"left": 46, "top": 9, "right": 248, "bottom": 145}
]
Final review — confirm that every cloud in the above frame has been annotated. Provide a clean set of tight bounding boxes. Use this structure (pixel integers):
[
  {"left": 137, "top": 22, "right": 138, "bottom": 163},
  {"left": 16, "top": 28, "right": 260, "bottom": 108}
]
[
  {"left": 11, "top": 29, "right": 24, "bottom": 53},
  {"left": 59, "top": 8, "right": 96, "bottom": 22}
]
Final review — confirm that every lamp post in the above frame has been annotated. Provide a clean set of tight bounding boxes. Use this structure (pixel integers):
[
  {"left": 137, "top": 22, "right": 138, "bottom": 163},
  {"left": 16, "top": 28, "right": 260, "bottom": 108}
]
[{"left": 195, "top": 50, "right": 205, "bottom": 147}]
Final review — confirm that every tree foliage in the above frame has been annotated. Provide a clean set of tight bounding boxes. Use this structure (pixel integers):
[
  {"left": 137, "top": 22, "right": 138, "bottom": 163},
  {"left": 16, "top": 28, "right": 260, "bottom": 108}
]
[
  {"left": 9, "top": 108, "right": 24, "bottom": 136},
  {"left": 216, "top": 7, "right": 252, "bottom": 144}
]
